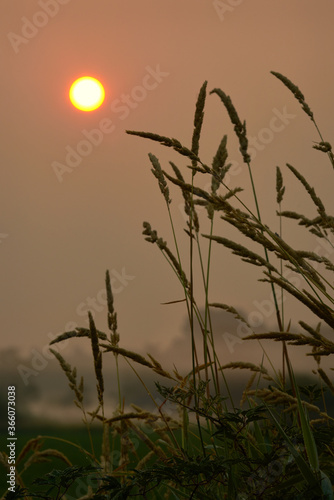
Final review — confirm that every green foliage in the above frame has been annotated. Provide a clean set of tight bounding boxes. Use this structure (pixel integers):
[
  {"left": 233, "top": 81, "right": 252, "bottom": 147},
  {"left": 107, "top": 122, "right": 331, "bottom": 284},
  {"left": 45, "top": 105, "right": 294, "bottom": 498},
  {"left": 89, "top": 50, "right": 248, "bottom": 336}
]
[{"left": 30, "top": 465, "right": 100, "bottom": 499}]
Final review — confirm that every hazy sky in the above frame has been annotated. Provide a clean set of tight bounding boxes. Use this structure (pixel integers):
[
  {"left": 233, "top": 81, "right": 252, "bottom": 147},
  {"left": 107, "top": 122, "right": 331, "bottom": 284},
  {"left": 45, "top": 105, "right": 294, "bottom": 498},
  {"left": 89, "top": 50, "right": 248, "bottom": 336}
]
[{"left": 2, "top": 0, "right": 334, "bottom": 398}]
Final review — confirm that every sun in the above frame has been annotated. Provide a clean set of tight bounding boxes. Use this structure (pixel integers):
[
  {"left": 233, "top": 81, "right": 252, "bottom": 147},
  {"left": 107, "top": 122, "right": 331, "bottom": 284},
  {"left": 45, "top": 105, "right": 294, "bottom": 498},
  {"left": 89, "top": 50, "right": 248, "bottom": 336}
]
[{"left": 69, "top": 76, "right": 105, "bottom": 111}]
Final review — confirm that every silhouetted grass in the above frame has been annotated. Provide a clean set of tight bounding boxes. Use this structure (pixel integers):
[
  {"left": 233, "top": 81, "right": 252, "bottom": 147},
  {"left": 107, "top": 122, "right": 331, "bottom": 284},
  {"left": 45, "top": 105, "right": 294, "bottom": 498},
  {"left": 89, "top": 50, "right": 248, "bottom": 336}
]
[{"left": 2, "top": 72, "right": 334, "bottom": 500}]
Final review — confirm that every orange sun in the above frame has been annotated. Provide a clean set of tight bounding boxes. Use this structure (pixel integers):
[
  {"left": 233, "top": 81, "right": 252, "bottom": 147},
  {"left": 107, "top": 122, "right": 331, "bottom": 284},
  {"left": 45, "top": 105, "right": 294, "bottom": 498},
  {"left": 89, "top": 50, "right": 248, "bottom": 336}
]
[{"left": 69, "top": 76, "right": 105, "bottom": 111}]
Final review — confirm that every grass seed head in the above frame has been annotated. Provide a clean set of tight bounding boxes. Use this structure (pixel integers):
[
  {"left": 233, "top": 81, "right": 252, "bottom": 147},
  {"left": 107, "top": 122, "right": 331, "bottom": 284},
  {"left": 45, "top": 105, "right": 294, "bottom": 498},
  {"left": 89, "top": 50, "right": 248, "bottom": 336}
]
[
  {"left": 191, "top": 81, "right": 207, "bottom": 170},
  {"left": 88, "top": 311, "right": 104, "bottom": 403},
  {"left": 210, "top": 88, "right": 251, "bottom": 163},
  {"left": 276, "top": 166, "right": 285, "bottom": 204},
  {"left": 149, "top": 153, "right": 171, "bottom": 204},
  {"left": 211, "top": 135, "right": 229, "bottom": 194},
  {"left": 271, "top": 71, "right": 314, "bottom": 119}
]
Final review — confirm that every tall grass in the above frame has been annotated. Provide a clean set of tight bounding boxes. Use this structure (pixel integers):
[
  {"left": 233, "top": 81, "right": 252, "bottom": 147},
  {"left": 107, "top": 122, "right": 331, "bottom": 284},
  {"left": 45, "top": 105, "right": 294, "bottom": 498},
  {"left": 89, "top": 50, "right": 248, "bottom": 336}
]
[{"left": 2, "top": 72, "right": 334, "bottom": 499}]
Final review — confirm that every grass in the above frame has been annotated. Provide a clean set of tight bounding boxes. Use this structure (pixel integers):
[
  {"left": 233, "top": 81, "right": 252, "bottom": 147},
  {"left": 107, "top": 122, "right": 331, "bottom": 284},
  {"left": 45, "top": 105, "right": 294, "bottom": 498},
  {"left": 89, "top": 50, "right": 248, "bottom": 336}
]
[
  {"left": 0, "top": 427, "right": 98, "bottom": 494},
  {"left": 1, "top": 72, "right": 334, "bottom": 499}
]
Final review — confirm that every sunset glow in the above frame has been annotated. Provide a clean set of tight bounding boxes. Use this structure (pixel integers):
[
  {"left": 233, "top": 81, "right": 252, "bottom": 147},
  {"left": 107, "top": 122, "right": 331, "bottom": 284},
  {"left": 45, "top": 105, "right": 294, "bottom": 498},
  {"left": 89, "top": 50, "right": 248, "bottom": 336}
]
[{"left": 69, "top": 76, "right": 105, "bottom": 111}]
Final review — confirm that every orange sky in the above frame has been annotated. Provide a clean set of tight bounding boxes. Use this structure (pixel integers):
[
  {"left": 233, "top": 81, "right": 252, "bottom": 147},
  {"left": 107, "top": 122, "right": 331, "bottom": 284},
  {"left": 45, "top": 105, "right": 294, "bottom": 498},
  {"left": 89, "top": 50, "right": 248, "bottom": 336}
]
[{"left": 1, "top": 0, "right": 334, "bottom": 382}]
